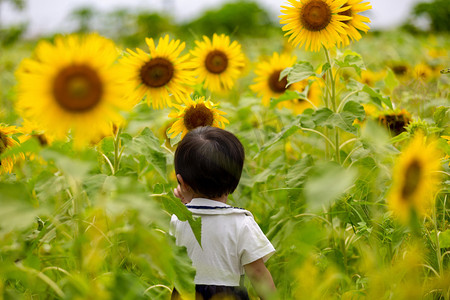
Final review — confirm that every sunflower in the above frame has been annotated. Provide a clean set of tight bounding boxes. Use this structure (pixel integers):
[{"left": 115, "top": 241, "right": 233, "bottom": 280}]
[
  {"left": 280, "top": 0, "right": 351, "bottom": 52},
  {"left": 390, "top": 62, "right": 410, "bottom": 80},
  {"left": 16, "top": 33, "right": 129, "bottom": 147},
  {"left": 250, "top": 52, "right": 306, "bottom": 106},
  {"left": 190, "top": 34, "right": 245, "bottom": 93},
  {"left": 413, "top": 63, "right": 433, "bottom": 82},
  {"left": 388, "top": 133, "right": 442, "bottom": 222},
  {"left": 19, "top": 119, "right": 53, "bottom": 146},
  {"left": 167, "top": 96, "right": 229, "bottom": 139},
  {"left": 337, "top": 0, "right": 371, "bottom": 47},
  {"left": 377, "top": 109, "right": 411, "bottom": 136},
  {"left": 0, "top": 125, "right": 24, "bottom": 174},
  {"left": 118, "top": 35, "right": 196, "bottom": 109},
  {"left": 358, "top": 69, "right": 385, "bottom": 87}
]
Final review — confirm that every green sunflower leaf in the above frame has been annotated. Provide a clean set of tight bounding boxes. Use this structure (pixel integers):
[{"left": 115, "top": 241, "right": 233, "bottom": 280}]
[
  {"left": 335, "top": 50, "right": 365, "bottom": 76},
  {"left": 126, "top": 127, "right": 167, "bottom": 180},
  {"left": 269, "top": 90, "right": 308, "bottom": 109},
  {"left": 281, "top": 61, "right": 316, "bottom": 87},
  {"left": 0, "top": 182, "right": 47, "bottom": 234},
  {"left": 433, "top": 106, "right": 449, "bottom": 128},
  {"left": 257, "top": 122, "right": 300, "bottom": 155},
  {"left": 385, "top": 68, "right": 400, "bottom": 92},
  {"left": 304, "top": 161, "right": 357, "bottom": 211},
  {"left": 362, "top": 85, "right": 393, "bottom": 110}
]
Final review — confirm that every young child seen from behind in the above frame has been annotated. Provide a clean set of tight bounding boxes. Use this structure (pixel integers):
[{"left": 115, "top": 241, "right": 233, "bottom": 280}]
[{"left": 170, "top": 126, "right": 276, "bottom": 300}]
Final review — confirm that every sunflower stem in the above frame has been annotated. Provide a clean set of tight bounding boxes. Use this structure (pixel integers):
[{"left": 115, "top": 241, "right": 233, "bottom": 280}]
[
  {"left": 433, "top": 196, "right": 444, "bottom": 277},
  {"left": 113, "top": 127, "right": 123, "bottom": 175},
  {"left": 323, "top": 46, "right": 340, "bottom": 164}
]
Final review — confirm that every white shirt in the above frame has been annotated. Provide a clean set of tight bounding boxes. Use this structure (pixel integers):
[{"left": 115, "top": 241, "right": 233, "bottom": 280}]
[{"left": 170, "top": 198, "right": 275, "bottom": 286}]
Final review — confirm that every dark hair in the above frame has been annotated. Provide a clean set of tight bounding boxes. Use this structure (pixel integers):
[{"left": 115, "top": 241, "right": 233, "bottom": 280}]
[{"left": 174, "top": 126, "right": 245, "bottom": 198}]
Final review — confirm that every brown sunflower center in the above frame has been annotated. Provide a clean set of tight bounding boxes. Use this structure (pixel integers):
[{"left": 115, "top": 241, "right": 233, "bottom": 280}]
[
  {"left": 33, "top": 134, "right": 48, "bottom": 146},
  {"left": 140, "top": 57, "right": 174, "bottom": 88},
  {"left": 53, "top": 64, "right": 103, "bottom": 112},
  {"left": 393, "top": 65, "right": 408, "bottom": 75},
  {"left": 184, "top": 103, "right": 214, "bottom": 131},
  {"left": 378, "top": 114, "right": 410, "bottom": 136},
  {"left": 301, "top": 0, "right": 332, "bottom": 31},
  {"left": 0, "top": 132, "right": 8, "bottom": 154},
  {"left": 205, "top": 50, "right": 229, "bottom": 74},
  {"left": 268, "top": 70, "right": 288, "bottom": 93},
  {"left": 401, "top": 159, "right": 422, "bottom": 201}
]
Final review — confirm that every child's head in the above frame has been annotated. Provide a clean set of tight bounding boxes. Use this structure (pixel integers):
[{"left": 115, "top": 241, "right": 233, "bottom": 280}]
[{"left": 174, "top": 126, "right": 245, "bottom": 199}]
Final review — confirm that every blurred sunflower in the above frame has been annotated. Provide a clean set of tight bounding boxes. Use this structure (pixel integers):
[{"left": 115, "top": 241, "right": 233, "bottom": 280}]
[
  {"left": 190, "top": 34, "right": 245, "bottom": 93},
  {"left": 281, "top": 80, "right": 322, "bottom": 114},
  {"left": 16, "top": 33, "right": 129, "bottom": 146},
  {"left": 413, "top": 63, "right": 433, "bottom": 82},
  {"left": 118, "top": 35, "right": 196, "bottom": 109},
  {"left": 279, "top": 0, "right": 351, "bottom": 52},
  {"left": 377, "top": 109, "right": 411, "bottom": 136},
  {"left": 358, "top": 69, "right": 385, "bottom": 87},
  {"left": 388, "top": 133, "right": 442, "bottom": 222},
  {"left": 19, "top": 119, "right": 53, "bottom": 146},
  {"left": 167, "top": 96, "right": 229, "bottom": 139},
  {"left": 390, "top": 62, "right": 410, "bottom": 80},
  {"left": 0, "top": 125, "right": 24, "bottom": 174},
  {"left": 337, "top": 0, "right": 372, "bottom": 47},
  {"left": 250, "top": 52, "right": 306, "bottom": 106}
]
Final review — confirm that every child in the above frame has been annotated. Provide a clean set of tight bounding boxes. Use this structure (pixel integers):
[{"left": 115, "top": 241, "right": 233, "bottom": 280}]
[{"left": 170, "top": 126, "right": 276, "bottom": 300}]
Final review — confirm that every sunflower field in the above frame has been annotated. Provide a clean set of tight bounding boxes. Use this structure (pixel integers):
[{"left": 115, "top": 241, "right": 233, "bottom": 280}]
[{"left": 0, "top": 0, "right": 449, "bottom": 299}]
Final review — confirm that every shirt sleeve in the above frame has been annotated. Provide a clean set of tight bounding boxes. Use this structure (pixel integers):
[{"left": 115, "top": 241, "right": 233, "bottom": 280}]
[
  {"left": 238, "top": 215, "right": 275, "bottom": 266},
  {"left": 169, "top": 214, "right": 178, "bottom": 237}
]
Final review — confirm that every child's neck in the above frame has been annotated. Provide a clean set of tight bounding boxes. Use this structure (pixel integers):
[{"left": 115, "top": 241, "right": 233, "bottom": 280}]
[{"left": 193, "top": 193, "right": 228, "bottom": 204}]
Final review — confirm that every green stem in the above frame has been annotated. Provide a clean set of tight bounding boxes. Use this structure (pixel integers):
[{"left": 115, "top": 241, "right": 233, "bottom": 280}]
[
  {"left": 323, "top": 46, "right": 340, "bottom": 163},
  {"left": 113, "top": 127, "right": 123, "bottom": 175},
  {"left": 433, "top": 197, "right": 443, "bottom": 277}
]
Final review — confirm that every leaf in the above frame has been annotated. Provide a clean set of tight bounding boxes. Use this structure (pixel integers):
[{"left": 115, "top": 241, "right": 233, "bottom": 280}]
[
  {"left": 312, "top": 104, "right": 363, "bottom": 134},
  {"left": 433, "top": 106, "right": 449, "bottom": 128},
  {"left": 327, "top": 111, "right": 359, "bottom": 134},
  {"left": 385, "top": 68, "right": 400, "bottom": 91},
  {"left": 304, "top": 161, "right": 357, "bottom": 211},
  {"left": 430, "top": 230, "right": 450, "bottom": 249},
  {"left": 286, "top": 155, "right": 314, "bottom": 188},
  {"left": 41, "top": 149, "right": 94, "bottom": 181},
  {"left": 127, "top": 127, "right": 167, "bottom": 180},
  {"left": 281, "top": 61, "right": 316, "bottom": 87},
  {"left": 438, "top": 230, "right": 450, "bottom": 248},
  {"left": 343, "top": 101, "right": 365, "bottom": 121},
  {"left": 161, "top": 194, "right": 202, "bottom": 247},
  {"left": 168, "top": 237, "right": 196, "bottom": 300},
  {"left": 312, "top": 108, "right": 334, "bottom": 127},
  {"left": 270, "top": 90, "right": 307, "bottom": 109},
  {"left": 335, "top": 50, "right": 365, "bottom": 76},
  {"left": 0, "top": 182, "right": 46, "bottom": 233},
  {"left": 319, "top": 62, "right": 331, "bottom": 77},
  {"left": 253, "top": 155, "right": 285, "bottom": 184},
  {"left": 362, "top": 85, "right": 393, "bottom": 109},
  {"left": 257, "top": 122, "right": 300, "bottom": 155},
  {"left": 298, "top": 109, "right": 316, "bottom": 129}
]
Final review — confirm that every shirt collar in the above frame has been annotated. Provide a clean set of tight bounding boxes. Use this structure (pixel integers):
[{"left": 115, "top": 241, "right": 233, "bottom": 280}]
[{"left": 189, "top": 198, "right": 231, "bottom": 208}]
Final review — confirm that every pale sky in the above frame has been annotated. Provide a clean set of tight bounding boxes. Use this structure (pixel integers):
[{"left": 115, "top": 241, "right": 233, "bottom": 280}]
[{"left": 1, "top": 0, "right": 424, "bottom": 36}]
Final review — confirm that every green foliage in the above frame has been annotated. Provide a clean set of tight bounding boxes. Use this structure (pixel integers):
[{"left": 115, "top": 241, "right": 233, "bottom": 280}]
[
  {"left": 0, "top": 24, "right": 27, "bottom": 47},
  {"left": 0, "top": 18, "right": 449, "bottom": 300},
  {"left": 179, "top": 0, "right": 278, "bottom": 37},
  {"left": 413, "top": 0, "right": 450, "bottom": 32}
]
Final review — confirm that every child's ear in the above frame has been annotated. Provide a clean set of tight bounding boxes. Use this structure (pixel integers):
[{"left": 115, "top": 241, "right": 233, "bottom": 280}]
[{"left": 176, "top": 174, "right": 190, "bottom": 192}]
